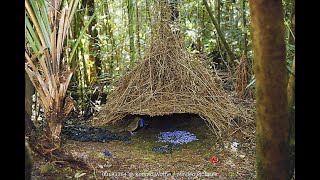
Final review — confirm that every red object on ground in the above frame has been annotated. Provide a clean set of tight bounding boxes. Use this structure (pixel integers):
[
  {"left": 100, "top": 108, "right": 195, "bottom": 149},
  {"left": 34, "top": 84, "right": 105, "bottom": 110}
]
[{"left": 209, "top": 156, "right": 219, "bottom": 163}]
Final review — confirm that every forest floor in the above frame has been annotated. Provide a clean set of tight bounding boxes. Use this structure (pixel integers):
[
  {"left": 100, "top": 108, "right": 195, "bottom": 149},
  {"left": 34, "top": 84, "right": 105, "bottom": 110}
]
[{"left": 31, "top": 111, "right": 257, "bottom": 180}]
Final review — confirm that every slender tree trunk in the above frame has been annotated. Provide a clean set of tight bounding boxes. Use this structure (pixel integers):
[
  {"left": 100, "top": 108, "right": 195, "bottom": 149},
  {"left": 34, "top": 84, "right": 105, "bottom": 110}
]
[
  {"left": 196, "top": 0, "right": 202, "bottom": 52},
  {"left": 78, "top": 61, "right": 85, "bottom": 112},
  {"left": 216, "top": 0, "right": 221, "bottom": 50},
  {"left": 81, "top": 41, "right": 90, "bottom": 86},
  {"left": 241, "top": 0, "right": 248, "bottom": 57},
  {"left": 105, "top": 1, "right": 115, "bottom": 77},
  {"left": 229, "top": 1, "right": 234, "bottom": 30},
  {"left": 135, "top": 0, "right": 141, "bottom": 60},
  {"left": 203, "top": 0, "right": 235, "bottom": 66},
  {"left": 146, "top": 0, "right": 152, "bottom": 37},
  {"left": 83, "top": 0, "right": 102, "bottom": 82},
  {"left": 216, "top": 0, "right": 220, "bottom": 25},
  {"left": 76, "top": 10, "right": 90, "bottom": 87},
  {"left": 128, "top": 0, "right": 135, "bottom": 65},
  {"left": 248, "top": 0, "right": 289, "bottom": 179}
]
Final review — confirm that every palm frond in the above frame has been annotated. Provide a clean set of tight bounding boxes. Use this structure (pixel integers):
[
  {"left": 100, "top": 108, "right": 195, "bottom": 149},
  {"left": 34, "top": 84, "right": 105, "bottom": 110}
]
[{"left": 25, "top": 0, "right": 79, "bottom": 118}]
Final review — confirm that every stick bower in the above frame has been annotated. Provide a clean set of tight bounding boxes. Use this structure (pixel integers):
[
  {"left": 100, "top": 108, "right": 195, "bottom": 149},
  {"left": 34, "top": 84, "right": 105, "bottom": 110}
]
[{"left": 95, "top": 19, "right": 243, "bottom": 136}]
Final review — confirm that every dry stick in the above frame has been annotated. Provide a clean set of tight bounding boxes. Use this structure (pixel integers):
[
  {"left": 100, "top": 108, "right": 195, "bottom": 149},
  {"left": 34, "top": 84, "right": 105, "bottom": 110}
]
[{"left": 148, "top": 58, "right": 153, "bottom": 94}]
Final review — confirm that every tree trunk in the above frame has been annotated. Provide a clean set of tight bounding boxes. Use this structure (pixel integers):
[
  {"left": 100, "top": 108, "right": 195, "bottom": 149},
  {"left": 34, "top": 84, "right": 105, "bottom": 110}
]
[
  {"left": 44, "top": 95, "right": 74, "bottom": 155},
  {"left": 104, "top": 1, "right": 115, "bottom": 77},
  {"left": 288, "top": 57, "right": 295, "bottom": 108},
  {"left": 241, "top": 0, "right": 248, "bottom": 57},
  {"left": 135, "top": 0, "right": 141, "bottom": 60},
  {"left": 248, "top": 0, "right": 289, "bottom": 179},
  {"left": 203, "top": 0, "right": 235, "bottom": 66},
  {"left": 216, "top": 0, "right": 220, "bottom": 25},
  {"left": 128, "top": 0, "right": 135, "bottom": 65},
  {"left": 146, "top": 0, "right": 152, "bottom": 37},
  {"left": 196, "top": 0, "right": 202, "bottom": 52},
  {"left": 287, "top": 56, "right": 295, "bottom": 179},
  {"left": 75, "top": 8, "right": 90, "bottom": 87},
  {"left": 83, "top": 0, "right": 102, "bottom": 82},
  {"left": 216, "top": 0, "right": 221, "bottom": 50}
]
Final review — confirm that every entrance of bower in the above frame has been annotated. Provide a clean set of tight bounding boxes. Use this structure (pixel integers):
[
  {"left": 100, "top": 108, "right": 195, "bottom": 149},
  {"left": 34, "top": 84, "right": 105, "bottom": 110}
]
[{"left": 119, "top": 113, "right": 210, "bottom": 135}]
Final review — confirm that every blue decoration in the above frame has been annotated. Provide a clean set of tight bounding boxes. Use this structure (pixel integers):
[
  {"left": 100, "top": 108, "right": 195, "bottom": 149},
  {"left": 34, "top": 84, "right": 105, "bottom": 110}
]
[
  {"left": 104, "top": 150, "right": 112, "bottom": 156},
  {"left": 158, "top": 131, "right": 198, "bottom": 144},
  {"left": 138, "top": 118, "right": 144, "bottom": 128}
]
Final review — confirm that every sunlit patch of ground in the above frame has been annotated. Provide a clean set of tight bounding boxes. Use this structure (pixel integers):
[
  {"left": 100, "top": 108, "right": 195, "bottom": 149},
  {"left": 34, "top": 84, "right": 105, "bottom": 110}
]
[{"left": 31, "top": 114, "right": 256, "bottom": 179}]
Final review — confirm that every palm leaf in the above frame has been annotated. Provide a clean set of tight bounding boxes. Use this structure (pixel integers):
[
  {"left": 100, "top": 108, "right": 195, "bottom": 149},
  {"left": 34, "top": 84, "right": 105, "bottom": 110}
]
[
  {"left": 25, "top": 0, "right": 79, "bottom": 117},
  {"left": 28, "top": 0, "right": 51, "bottom": 49},
  {"left": 25, "top": 16, "right": 41, "bottom": 52}
]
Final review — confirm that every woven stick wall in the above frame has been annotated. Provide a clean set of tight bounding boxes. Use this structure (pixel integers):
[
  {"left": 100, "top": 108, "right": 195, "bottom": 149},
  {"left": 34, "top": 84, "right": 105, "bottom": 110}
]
[{"left": 95, "top": 5, "right": 243, "bottom": 136}]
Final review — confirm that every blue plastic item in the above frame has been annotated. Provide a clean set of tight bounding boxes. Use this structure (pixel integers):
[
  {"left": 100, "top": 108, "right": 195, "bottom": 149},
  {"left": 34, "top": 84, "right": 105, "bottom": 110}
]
[
  {"left": 138, "top": 118, "right": 144, "bottom": 128},
  {"left": 104, "top": 150, "right": 112, "bottom": 156},
  {"left": 158, "top": 130, "right": 198, "bottom": 144}
]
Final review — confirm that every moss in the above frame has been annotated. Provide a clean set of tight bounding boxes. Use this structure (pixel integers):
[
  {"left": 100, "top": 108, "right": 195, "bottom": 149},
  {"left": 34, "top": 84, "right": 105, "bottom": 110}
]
[
  {"left": 39, "top": 163, "right": 56, "bottom": 174},
  {"left": 63, "top": 166, "right": 73, "bottom": 173},
  {"left": 94, "top": 152, "right": 106, "bottom": 160}
]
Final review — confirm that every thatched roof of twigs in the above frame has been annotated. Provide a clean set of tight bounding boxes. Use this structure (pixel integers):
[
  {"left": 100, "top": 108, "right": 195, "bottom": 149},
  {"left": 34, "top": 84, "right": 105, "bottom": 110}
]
[{"left": 95, "top": 5, "right": 247, "bottom": 136}]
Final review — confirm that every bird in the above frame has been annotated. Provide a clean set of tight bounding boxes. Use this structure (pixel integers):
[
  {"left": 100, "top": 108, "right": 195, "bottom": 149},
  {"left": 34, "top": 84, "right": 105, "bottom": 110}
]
[{"left": 126, "top": 116, "right": 146, "bottom": 135}]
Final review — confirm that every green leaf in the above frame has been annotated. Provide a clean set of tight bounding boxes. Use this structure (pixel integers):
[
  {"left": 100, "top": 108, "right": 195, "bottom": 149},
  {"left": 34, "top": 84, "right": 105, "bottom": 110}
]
[
  {"left": 25, "top": 16, "right": 41, "bottom": 52},
  {"left": 29, "top": 0, "right": 51, "bottom": 49},
  {"left": 38, "top": 0, "right": 52, "bottom": 38}
]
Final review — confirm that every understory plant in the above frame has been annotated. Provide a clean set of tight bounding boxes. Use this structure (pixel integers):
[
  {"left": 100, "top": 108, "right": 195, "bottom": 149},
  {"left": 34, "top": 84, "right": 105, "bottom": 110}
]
[{"left": 25, "top": 0, "right": 79, "bottom": 156}]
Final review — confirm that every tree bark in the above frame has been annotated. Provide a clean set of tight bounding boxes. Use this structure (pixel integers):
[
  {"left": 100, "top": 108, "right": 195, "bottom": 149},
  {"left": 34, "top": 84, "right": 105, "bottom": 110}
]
[
  {"left": 248, "top": 0, "right": 289, "bottom": 179},
  {"left": 196, "top": 0, "right": 202, "bottom": 52},
  {"left": 105, "top": 1, "right": 115, "bottom": 77},
  {"left": 216, "top": 0, "right": 220, "bottom": 25},
  {"left": 287, "top": 56, "right": 295, "bottom": 179},
  {"left": 128, "top": 0, "right": 135, "bottom": 65},
  {"left": 203, "top": 0, "right": 235, "bottom": 66},
  {"left": 45, "top": 95, "right": 74, "bottom": 154},
  {"left": 145, "top": 0, "right": 152, "bottom": 38},
  {"left": 288, "top": 57, "right": 295, "bottom": 108},
  {"left": 135, "top": 0, "right": 141, "bottom": 60},
  {"left": 241, "top": 0, "right": 248, "bottom": 57},
  {"left": 83, "top": 0, "right": 102, "bottom": 81}
]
